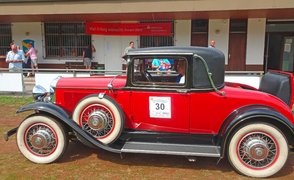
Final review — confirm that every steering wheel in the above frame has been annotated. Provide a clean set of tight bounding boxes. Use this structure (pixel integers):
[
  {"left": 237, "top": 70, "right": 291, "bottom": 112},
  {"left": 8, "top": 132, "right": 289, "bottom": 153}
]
[{"left": 142, "top": 71, "right": 153, "bottom": 82}]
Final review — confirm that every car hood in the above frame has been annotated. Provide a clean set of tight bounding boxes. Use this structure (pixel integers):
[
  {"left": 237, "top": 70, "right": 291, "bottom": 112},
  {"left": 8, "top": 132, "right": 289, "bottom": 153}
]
[{"left": 56, "top": 75, "right": 127, "bottom": 89}]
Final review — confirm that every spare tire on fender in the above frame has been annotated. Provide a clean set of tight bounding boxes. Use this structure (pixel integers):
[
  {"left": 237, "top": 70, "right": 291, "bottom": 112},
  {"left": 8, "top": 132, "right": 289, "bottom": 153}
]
[{"left": 72, "top": 94, "right": 124, "bottom": 144}]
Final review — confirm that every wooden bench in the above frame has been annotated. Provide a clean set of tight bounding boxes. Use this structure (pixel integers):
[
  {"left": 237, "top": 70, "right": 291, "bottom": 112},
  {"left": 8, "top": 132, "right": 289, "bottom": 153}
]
[{"left": 65, "top": 62, "right": 104, "bottom": 69}]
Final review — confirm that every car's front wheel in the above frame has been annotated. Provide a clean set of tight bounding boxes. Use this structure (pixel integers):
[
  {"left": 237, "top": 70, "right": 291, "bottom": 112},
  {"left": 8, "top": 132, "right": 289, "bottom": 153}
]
[
  {"left": 228, "top": 123, "right": 288, "bottom": 178},
  {"left": 16, "top": 115, "right": 68, "bottom": 164},
  {"left": 72, "top": 95, "right": 124, "bottom": 145}
]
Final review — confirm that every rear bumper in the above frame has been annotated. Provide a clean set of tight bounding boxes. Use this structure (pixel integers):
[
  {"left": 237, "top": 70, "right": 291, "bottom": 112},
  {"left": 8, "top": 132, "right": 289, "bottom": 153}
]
[{"left": 3, "top": 127, "right": 17, "bottom": 141}]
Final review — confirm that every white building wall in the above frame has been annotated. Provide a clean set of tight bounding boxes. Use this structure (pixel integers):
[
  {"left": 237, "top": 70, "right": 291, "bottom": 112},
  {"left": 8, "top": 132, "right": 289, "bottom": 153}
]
[
  {"left": 10, "top": 19, "right": 267, "bottom": 70},
  {"left": 246, "top": 18, "right": 266, "bottom": 65},
  {"left": 174, "top": 20, "right": 191, "bottom": 46},
  {"left": 208, "top": 19, "right": 230, "bottom": 64},
  {"left": 11, "top": 22, "right": 43, "bottom": 62},
  {"left": 92, "top": 35, "right": 138, "bottom": 70},
  {"left": 11, "top": 22, "right": 139, "bottom": 70}
]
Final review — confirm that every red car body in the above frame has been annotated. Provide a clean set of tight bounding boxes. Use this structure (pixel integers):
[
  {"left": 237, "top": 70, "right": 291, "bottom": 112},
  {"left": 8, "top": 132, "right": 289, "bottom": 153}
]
[
  {"left": 6, "top": 46, "right": 294, "bottom": 178},
  {"left": 55, "top": 75, "right": 294, "bottom": 134}
]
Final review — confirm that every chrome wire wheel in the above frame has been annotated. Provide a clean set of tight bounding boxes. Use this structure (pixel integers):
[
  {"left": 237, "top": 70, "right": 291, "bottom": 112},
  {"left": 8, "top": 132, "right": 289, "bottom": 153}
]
[
  {"left": 17, "top": 115, "right": 68, "bottom": 164},
  {"left": 25, "top": 123, "right": 58, "bottom": 156},
  {"left": 237, "top": 132, "right": 277, "bottom": 169},
  {"left": 80, "top": 104, "right": 115, "bottom": 139},
  {"left": 72, "top": 95, "right": 124, "bottom": 144},
  {"left": 228, "top": 123, "right": 288, "bottom": 178}
]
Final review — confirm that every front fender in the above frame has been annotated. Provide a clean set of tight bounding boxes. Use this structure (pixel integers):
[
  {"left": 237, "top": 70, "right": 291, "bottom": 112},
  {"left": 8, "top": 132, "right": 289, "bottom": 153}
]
[
  {"left": 17, "top": 102, "right": 70, "bottom": 120},
  {"left": 16, "top": 102, "right": 121, "bottom": 153},
  {"left": 218, "top": 105, "right": 294, "bottom": 157}
]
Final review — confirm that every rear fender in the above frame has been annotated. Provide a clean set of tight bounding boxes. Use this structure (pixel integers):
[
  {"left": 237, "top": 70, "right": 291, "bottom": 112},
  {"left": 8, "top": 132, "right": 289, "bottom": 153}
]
[
  {"left": 17, "top": 102, "right": 121, "bottom": 153},
  {"left": 218, "top": 105, "right": 294, "bottom": 157}
]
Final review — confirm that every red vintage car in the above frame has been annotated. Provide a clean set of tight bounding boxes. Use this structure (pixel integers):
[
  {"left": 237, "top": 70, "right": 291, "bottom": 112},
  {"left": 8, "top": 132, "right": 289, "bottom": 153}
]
[{"left": 5, "top": 47, "right": 294, "bottom": 178}]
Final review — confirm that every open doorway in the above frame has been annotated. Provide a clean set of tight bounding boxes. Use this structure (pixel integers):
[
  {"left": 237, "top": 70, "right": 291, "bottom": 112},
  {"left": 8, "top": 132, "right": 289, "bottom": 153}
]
[{"left": 265, "top": 22, "right": 294, "bottom": 72}]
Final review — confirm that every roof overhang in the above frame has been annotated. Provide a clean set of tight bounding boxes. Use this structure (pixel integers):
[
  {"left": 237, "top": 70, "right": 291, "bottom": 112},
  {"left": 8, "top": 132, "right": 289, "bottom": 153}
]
[{"left": 1, "top": 9, "right": 294, "bottom": 23}]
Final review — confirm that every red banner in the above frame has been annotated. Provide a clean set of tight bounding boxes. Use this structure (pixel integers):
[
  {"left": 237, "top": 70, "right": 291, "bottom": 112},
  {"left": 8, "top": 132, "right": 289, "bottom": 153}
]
[{"left": 86, "top": 22, "right": 172, "bottom": 36}]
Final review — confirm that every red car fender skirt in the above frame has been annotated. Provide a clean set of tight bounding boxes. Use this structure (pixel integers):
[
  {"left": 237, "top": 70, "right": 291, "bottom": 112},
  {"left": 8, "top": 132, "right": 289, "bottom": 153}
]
[
  {"left": 16, "top": 102, "right": 122, "bottom": 154},
  {"left": 218, "top": 104, "right": 294, "bottom": 158}
]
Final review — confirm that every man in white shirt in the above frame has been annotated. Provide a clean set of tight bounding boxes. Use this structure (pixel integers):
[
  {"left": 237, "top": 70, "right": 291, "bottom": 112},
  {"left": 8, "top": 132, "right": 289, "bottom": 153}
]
[{"left": 6, "top": 44, "right": 25, "bottom": 72}]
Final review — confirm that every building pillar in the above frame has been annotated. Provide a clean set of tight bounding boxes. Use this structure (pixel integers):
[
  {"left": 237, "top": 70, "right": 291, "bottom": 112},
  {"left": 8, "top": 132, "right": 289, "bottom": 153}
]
[
  {"left": 246, "top": 18, "right": 266, "bottom": 71},
  {"left": 208, "top": 19, "right": 230, "bottom": 64},
  {"left": 174, "top": 20, "right": 191, "bottom": 46}
]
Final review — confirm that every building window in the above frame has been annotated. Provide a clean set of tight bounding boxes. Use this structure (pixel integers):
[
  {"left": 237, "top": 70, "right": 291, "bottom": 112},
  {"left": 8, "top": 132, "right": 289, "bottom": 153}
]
[
  {"left": 140, "top": 20, "right": 174, "bottom": 48},
  {"left": 230, "top": 19, "right": 247, "bottom": 33},
  {"left": 191, "top": 20, "right": 208, "bottom": 47},
  {"left": 44, "top": 22, "right": 91, "bottom": 59},
  {"left": 192, "top": 19, "right": 208, "bottom": 33},
  {"left": 0, "top": 24, "right": 12, "bottom": 56}
]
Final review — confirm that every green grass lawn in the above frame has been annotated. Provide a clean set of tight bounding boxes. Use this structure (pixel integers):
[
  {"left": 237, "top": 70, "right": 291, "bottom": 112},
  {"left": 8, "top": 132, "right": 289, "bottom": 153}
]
[
  {"left": 0, "top": 95, "right": 34, "bottom": 123},
  {"left": 0, "top": 95, "right": 33, "bottom": 106}
]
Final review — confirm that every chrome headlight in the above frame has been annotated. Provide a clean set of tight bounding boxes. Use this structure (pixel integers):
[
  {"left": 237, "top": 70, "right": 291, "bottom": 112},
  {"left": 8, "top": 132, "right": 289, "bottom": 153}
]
[
  {"left": 32, "top": 85, "right": 54, "bottom": 102},
  {"left": 32, "top": 85, "right": 47, "bottom": 101},
  {"left": 49, "top": 76, "right": 60, "bottom": 102},
  {"left": 50, "top": 76, "right": 61, "bottom": 89}
]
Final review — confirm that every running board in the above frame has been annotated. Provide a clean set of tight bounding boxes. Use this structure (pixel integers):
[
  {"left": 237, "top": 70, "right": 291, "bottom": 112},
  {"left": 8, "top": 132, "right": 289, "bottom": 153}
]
[{"left": 121, "top": 141, "right": 221, "bottom": 157}]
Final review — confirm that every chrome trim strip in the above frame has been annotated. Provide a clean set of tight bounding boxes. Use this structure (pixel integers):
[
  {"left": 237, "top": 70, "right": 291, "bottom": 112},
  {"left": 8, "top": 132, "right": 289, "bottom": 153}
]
[{"left": 122, "top": 141, "right": 221, "bottom": 157}]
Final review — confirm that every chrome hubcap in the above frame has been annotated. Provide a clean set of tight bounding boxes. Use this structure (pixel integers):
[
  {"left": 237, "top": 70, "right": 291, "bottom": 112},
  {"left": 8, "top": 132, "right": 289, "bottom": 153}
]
[
  {"left": 25, "top": 123, "right": 57, "bottom": 156},
  {"left": 238, "top": 132, "right": 277, "bottom": 169},
  {"left": 245, "top": 139, "right": 269, "bottom": 161},
  {"left": 81, "top": 104, "right": 114, "bottom": 139},
  {"left": 87, "top": 111, "right": 108, "bottom": 130},
  {"left": 30, "top": 130, "right": 52, "bottom": 149}
]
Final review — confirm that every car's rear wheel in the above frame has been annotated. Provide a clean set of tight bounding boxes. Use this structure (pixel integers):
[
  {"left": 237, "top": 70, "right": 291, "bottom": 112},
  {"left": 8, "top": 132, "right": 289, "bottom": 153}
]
[
  {"left": 228, "top": 123, "right": 288, "bottom": 178},
  {"left": 72, "top": 95, "right": 124, "bottom": 144},
  {"left": 16, "top": 115, "right": 68, "bottom": 164}
]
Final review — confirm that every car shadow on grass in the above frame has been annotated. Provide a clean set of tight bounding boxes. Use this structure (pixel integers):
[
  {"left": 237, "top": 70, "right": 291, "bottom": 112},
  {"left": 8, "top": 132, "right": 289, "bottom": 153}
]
[{"left": 59, "top": 141, "right": 294, "bottom": 178}]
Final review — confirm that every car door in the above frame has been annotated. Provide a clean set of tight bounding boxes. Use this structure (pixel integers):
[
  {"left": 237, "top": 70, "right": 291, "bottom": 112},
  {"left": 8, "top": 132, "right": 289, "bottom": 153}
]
[
  {"left": 129, "top": 57, "right": 190, "bottom": 133},
  {"left": 130, "top": 90, "right": 189, "bottom": 133}
]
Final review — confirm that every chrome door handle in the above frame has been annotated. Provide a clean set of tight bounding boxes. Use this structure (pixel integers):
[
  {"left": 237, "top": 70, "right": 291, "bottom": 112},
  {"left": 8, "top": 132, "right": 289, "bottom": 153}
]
[{"left": 176, "top": 89, "right": 188, "bottom": 93}]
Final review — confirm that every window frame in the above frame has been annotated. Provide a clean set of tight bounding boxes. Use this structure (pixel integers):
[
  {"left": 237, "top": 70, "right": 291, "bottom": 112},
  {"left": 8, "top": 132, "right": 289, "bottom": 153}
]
[
  {"left": 44, "top": 22, "right": 91, "bottom": 59},
  {"left": 0, "top": 23, "right": 12, "bottom": 56}
]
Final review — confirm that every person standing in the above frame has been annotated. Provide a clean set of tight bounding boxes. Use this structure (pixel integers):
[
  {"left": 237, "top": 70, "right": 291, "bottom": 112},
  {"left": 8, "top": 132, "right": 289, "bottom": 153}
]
[
  {"left": 6, "top": 44, "right": 25, "bottom": 72},
  {"left": 124, "top": 41, "right": 135, "bottom": 55},
  {"left": 122, "top": 41, "right": 135, "bottom": 70},
  {"left": 209, "top": 40, "right": 216, "bottom": 48},
  {"left": 25, "top": 42, "right": 38, "bottom": 76},
  {"left": 82, "top": 44, "right": 96, "bottom": 69}
]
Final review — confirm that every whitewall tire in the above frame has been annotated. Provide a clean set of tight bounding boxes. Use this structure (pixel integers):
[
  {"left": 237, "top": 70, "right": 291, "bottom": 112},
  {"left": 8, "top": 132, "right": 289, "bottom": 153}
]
[
  {"left": 72, "top": 95, "right": 124, "bottom": 144},
  {"left": 228, "top": 123, "right": 288, "bottom": 178},
  {"left": 16, "top": 115, "right": 68, "bottom": 164}
]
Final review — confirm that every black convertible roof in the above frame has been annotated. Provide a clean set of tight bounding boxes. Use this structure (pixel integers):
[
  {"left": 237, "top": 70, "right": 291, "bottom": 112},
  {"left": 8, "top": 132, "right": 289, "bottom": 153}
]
[
  {"left": 125, "top": 46, "right": 225, "bottom": 89},
  {"left": 125, "top": 46, "right": 221, "bottom": 56}
]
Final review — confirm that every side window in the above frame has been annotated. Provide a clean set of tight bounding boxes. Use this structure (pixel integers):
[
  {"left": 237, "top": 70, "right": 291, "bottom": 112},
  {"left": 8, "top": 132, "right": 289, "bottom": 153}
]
[{"left": 132, "top": 57, "right": 187, "bottom": 87}]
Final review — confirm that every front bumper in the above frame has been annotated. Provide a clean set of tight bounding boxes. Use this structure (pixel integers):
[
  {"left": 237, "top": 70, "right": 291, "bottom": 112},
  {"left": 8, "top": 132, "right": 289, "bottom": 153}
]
[{"left": 3, "top": 127, "right": 17, "bottom": 141}]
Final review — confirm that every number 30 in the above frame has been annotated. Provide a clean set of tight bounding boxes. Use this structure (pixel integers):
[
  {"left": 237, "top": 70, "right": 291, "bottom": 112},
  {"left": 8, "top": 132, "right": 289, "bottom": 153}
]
[{"left": 155, "top": 103, "right": 165, "bottom": 110}]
